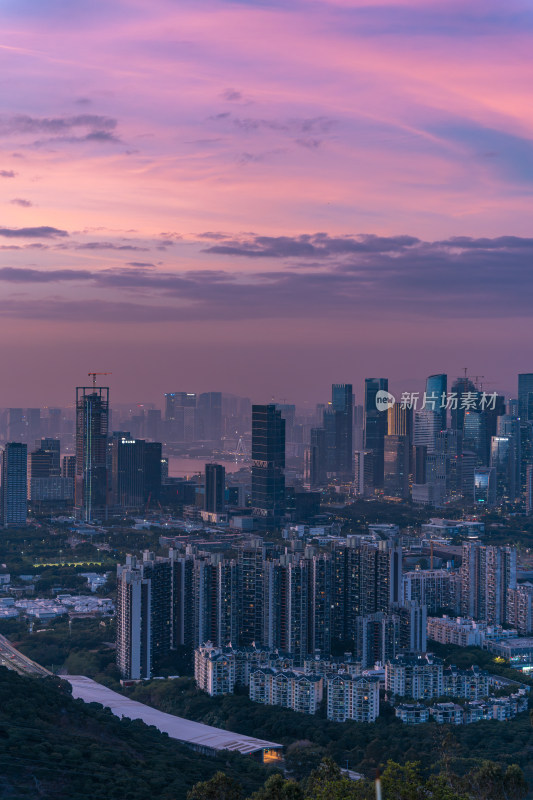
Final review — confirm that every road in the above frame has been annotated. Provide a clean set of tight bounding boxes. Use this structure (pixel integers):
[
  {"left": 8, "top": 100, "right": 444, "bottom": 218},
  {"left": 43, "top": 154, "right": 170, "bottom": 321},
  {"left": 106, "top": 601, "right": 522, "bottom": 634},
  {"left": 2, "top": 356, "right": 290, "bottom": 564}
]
[{"left": 0, "top": 633, "right": 51, "bottom": 677}]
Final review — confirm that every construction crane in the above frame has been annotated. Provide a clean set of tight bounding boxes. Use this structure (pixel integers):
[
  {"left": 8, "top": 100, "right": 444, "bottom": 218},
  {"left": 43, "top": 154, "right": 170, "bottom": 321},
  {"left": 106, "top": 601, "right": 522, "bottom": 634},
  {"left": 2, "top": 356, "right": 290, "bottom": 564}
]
[{"left": 88, "top": 372, "right": 112, "bottom": 387}]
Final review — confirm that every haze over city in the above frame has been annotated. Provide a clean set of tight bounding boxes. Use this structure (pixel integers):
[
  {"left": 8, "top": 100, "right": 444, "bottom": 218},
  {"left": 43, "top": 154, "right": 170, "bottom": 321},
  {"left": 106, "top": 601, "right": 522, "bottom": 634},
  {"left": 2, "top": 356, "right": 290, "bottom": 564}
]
[{"left": 1, "top": 0, "right": 533, "bottom": 404}]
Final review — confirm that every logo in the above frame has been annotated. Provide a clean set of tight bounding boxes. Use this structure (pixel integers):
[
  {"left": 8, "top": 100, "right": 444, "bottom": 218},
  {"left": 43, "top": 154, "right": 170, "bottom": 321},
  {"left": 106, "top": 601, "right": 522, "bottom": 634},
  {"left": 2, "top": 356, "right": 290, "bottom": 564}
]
[{"left": 375, "top": 390, "right": 395, "bottom": 411}]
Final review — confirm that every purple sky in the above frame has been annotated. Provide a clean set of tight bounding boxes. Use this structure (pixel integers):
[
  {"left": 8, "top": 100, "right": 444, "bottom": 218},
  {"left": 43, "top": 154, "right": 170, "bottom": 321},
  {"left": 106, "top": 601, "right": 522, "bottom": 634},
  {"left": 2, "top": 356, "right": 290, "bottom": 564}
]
[{"left": 0, "top": 0, "right": 532, "bottom": 406}]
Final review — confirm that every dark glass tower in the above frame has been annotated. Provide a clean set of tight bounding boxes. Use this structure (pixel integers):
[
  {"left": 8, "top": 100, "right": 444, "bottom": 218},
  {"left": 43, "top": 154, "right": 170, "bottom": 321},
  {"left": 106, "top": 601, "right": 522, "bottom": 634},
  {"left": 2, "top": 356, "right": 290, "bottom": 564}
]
[
  {"left": 451, "top": 375, "right": 477, "bottom": 433},
  {"left": 251, "top": 404, "right": 285, "bottom": 526},
  {"left": 332, "top": 383, "right": 353, "bottom": 480},
  {"left": 197, "top": 392, "right": 222, "bottom": 443},
  {"left": 75, "top": 386, "right": 109, "bottom": 522},
  {"left": 205, "top": 463, "right": 226, "bottom": 512},
  {"left": 1, "top": 443, "right": 27, "bottom": 527},
  {"left": 518, "top": 374, "right": 533, "bottom": 497},
  {"left": 364, "top": 378, "right": 388, "bottom": 488},
  {"left": 425, "top": 374, "right": 447, "bottom": 432}
]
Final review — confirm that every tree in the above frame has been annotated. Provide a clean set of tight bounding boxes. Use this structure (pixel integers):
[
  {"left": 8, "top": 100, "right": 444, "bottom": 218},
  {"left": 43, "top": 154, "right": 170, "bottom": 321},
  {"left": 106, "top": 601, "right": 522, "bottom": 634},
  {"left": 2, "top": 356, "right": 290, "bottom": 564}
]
[
  {"left": 285, "top": 741, "right": 327, "bottom": 781},
  {"left": 248, "top": 774, "right": 304, "bottom": 800},
  {"left": 187, "top": 772, "right": 243, "bottom": 800},
  {"left": 462, "top": 761, "right": 528, "bottom": 800}
]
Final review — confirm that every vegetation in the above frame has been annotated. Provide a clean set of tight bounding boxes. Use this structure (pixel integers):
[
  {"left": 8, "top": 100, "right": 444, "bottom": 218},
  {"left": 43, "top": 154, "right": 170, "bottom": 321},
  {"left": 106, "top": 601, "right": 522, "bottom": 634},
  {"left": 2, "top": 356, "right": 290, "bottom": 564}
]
[
  {"left": 188, "top": 757, "right": 529, "bottom": 800},
  {"left": 0, "top": 616, "right": 120, "bottom": 684},
  {"left": 0, "top": 666, "right": 276, "bottom": 800},
  {"left": 125, "top": 678, "right": 533, "bottom": 787}
]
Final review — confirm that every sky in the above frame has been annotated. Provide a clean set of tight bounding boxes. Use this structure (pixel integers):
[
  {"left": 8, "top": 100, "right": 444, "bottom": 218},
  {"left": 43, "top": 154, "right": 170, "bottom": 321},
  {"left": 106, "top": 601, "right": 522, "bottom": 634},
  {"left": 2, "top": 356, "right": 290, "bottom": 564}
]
[{"left": 0, "top": 0, "right": 532, "bottom": 406}]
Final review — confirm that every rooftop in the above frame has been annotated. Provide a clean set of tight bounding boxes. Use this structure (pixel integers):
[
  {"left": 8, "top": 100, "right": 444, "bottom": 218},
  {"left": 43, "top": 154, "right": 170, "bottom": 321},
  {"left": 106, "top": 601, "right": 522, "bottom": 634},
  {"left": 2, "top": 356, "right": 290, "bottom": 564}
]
[{"left": 67, "top": 676, "right": 282, "bottom": 756}]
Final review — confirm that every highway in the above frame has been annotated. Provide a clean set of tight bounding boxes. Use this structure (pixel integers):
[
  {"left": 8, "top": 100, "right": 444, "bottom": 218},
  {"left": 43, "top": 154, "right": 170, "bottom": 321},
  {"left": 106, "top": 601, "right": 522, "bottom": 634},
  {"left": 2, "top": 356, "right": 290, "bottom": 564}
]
[{"left": 0, "top": 633, "right": 51, "bottom": 677}]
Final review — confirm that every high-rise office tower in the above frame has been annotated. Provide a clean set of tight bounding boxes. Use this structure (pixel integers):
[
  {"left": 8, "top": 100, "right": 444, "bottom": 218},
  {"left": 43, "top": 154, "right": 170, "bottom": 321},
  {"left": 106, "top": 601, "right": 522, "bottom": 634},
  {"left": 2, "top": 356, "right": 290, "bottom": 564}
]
[
  {"left": 47, "top": 408, "right": 62, "bottom": 438},
  {"left": 323, "top": 407, "right": 336, "bottom": 475},
  {"left": 111, "top": 433, "right": 146, "bottom": 510},
  {"left": 251, "top": 404, "right": 285, "bottom": 525},
  {"left": 26, "top": 409, "right": 41, "bottom": 446},
  {"left": 388, "top": 404, "right": 412, "bottom": 438},
  {"left": 383, "top": 434, "right": 410, "bottom": 498},
  {"left": 110, "top": 434, "right": 162, "bottom": 510},
  {"left": 0, "top": 443, "right": 27, "bottom": 527},
  {"left": 331, "top": 384, "right": 353, "bottom": 480},
  {"left": 144, "top": 442, "right": 162, "bottom": 504},
  {"left": 75, "top": 385, "right": 109, "bottom": 522},
  {"left": 304, "top": 427, "right": 327, "bottom": 488},
  {"left": 197, "top": 392, "right": 222, "bottom": 443},
  {"left": 518, "top": 374, "right": 533, "bottom": 498},
  {"left": 451, "top": 375, "right": 477, "bottom": 433},
  {"left": 38, "top": 438, "right": 61, "bottom": 474},
  {"left": 425, "top": 374, "right": 447, "bottom": 432},
  {"left": 205, "top": 463, "right": 226, "bottom": 512},
  {"left": 491, "top": 429, "right": 518, "bottom": 503},
  {"left": 474, "top": 467, "right": 496, "bottom": 506},
  {"left": 145, "top": 409, "right": 162, "bottom": 442},
  {"left": 29, "top": 440, "right": 61, "bottom": 480},
  {"left": 62, "top": 455, "right": 76, "bottom": 480},
  {"left": 526, "top": 465, "right": 533, "bottom": 515},
  {"left": 165, "top": 392, "right": 197, "bottom": 442},
  {"left": 414, "top": 409, "right": 441, "bottom": 454},
  {"left": 364, "top": 378, "right": 388, "bottom": 488},
  {"left": 275, "top": 404, "right": 296, "bottom": 443},
  {"left": 7, "top": 409, "right": 24, "bottom": 442},
  {"left": 463, "top": 409, "right": 487, "bottom": 464},
  {"left": 412, "top": 444, "right": 427, "bottom": 484},
  {"left": 518, "top": 374, "right": 533, "bottom": 422},
  {"left": 28, "top": 439, "right": 69, "bottom": 508}
]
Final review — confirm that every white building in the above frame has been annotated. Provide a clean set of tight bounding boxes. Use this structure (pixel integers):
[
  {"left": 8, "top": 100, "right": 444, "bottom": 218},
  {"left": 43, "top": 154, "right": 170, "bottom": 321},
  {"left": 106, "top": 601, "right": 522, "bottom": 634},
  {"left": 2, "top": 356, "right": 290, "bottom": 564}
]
[
  {"left": 194, "top": 642, "right": 236, "bottom": 696},
  {"left": 385, "top": 654, "right": 443, "bottom": 699},
  {"left": 326, "top": 675, "right": 380, "bottom": 723},
  {"left": 394, "top": 704, "right": 430, "bottom": 724},
  {"left": 427, "top": 615, "right": 517, "bottom": 647},
  {"left": 249, "top": 668, "right": 323, "bottom": 715}
]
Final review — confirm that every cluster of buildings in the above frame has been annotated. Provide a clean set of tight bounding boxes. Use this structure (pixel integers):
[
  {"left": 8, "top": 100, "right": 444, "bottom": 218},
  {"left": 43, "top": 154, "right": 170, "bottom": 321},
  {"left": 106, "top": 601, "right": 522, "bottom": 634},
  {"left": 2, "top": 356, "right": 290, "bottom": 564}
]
[
  {"left": 303, "top": 373, "right": 533, "bottom": 512},
  {"left": 3, "top": 370, "right": 533, "bottom": 528},
  {"left": 115, "top": 535, "right": 430, "bottom": 681},
  {"left": 115, "top": 532, "right": 527, "bottom": 681},
  {"left": 395, "top": 694, "right": 528, "bottom": 725},
  {"left": 194, "top": 642, "right": 379, "bottom": 721},
  {"left": 0, "top": 594, "right": 114, "bottom": 620},
  {"left": 193, "top": 644, "right": 526, "bottom": 726}
]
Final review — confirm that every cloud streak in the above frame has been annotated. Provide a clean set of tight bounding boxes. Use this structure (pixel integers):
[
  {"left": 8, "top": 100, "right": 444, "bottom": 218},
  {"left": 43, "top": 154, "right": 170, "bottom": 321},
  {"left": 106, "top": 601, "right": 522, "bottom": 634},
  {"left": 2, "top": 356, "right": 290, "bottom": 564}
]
[
  {"left": 0, "top": 233, "right": 531, "bottom": 322},
  {"left": 0, "top": 226, "right": 68, "bottom": 238}
]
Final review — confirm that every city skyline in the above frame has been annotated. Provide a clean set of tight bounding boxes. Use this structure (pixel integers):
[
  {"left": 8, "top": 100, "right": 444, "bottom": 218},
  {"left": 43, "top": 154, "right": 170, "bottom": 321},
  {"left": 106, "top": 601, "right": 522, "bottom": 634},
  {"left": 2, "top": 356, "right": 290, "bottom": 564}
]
[{"left": 1, "top": 1, "right": 533, "bottom": 403}]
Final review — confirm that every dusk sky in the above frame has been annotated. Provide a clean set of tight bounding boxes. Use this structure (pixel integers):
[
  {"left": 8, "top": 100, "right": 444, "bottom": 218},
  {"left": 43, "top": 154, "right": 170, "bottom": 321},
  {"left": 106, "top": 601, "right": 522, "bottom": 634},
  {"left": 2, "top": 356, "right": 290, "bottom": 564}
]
[{"left": 1, "top": 0, "right": 532, "bottom": 406}]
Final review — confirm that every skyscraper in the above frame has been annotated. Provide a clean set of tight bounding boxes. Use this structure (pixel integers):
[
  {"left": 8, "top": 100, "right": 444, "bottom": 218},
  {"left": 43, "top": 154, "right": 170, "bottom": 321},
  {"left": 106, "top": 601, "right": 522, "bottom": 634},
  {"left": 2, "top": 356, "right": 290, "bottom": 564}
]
[
  {"left": 111, "top": 434, "right": 162, "bottom": 510},
  {"left": 364, "top": 378, "right": 388, "bottom": 488},
  {"left": 383, "top": 434, "right": 410, "bottom": 498},
  {"left": 205, "top": 463, "right": 226, "bottom": 512},
  {"left": 331, "top": 384, "right": 353, "bottom": 480},
  {"left": 116, "top": 552, "right": 172, "bottom": 680},
  {"left": 461, "top": 542, "right": 516, "bottom": 625},
  {"left": 251, "top": 404, "right": 285, "bottom": 525},
  {"left": 518, "top": 374, "right": 533, "bottom": 498},
  {"left": 197, "top": 392, "right": 222, "bottom": 443},
  {"left": 165, "top": 392, "right": 197, "bottom": 443},
  {"left": 0, "top": 443, "right": 27, "bottom": 527},
  {"left": 75, "top": 385, "right": 109, "bottom": 522},
  {"left": 451, "top": 375, "right": 477, "bottom": 433},
  {"left": 425, "top": 374, "right": 447, "bottom": 432}
]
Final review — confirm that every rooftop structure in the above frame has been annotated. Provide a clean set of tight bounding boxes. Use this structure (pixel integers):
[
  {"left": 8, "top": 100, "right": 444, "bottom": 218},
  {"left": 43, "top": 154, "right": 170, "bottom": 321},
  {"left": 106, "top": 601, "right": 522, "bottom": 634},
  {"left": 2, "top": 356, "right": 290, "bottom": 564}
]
[{"left": 67, "top": 676, "right": 283, "bottom": 760}]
